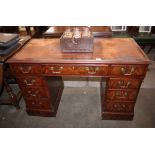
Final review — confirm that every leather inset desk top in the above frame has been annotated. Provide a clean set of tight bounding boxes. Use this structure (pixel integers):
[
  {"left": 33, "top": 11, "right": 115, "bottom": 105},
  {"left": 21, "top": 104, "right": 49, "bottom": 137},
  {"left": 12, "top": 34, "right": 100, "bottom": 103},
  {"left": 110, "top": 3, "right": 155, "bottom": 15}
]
[{"left": 7, "top": 38, "right": 150, "bottom": 64}]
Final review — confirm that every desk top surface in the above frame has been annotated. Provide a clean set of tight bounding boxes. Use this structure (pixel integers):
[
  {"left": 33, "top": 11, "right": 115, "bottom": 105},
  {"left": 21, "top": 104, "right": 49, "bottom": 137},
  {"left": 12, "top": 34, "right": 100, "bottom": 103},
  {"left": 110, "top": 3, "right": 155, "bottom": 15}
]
[{"left": 7, "top": 38, "right": 150, "bottom": 64}]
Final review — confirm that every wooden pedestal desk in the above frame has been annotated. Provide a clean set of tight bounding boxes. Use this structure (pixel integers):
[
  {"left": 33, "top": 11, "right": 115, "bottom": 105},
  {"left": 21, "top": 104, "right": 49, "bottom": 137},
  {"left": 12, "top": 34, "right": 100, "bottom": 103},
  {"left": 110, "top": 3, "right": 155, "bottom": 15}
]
[{"left": 7, "top": 38, "right": 150, "bottom": 120}]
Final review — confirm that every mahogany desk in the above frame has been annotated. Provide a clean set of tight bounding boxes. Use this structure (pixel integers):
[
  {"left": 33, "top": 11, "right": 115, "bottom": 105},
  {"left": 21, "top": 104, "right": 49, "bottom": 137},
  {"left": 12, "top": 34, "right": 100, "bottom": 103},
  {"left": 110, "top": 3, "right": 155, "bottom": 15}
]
[{"left": 7, "top": 38, "right": 150, "bottom": 120}]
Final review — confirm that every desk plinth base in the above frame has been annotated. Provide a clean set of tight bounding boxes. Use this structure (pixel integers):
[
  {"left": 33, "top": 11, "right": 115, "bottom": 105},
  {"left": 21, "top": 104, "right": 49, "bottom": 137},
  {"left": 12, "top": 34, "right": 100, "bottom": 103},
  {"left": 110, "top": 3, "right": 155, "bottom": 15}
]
[
  {"left": 27, "top": 109, "right": 58, "bottom": 117},
  {"left": 26, "top": 81, "right": 64, "bottom": 117},
  {"left": 102, "top": 112, "right": 134, "bottom": 120}
]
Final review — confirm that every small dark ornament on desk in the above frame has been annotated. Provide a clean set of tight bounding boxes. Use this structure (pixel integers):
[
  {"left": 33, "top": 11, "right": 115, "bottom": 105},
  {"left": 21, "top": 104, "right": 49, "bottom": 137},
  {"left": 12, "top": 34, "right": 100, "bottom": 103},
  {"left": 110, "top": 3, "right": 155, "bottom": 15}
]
[{"left": 60, "top": 27, "right": 94, "bottom": 53}]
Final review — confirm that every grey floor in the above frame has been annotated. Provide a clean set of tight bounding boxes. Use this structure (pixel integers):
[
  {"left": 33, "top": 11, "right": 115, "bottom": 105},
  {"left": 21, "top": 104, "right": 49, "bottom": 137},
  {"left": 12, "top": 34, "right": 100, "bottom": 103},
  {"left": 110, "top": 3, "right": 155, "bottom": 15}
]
[{"left": 0, "top": 48, "right": 155, "bottom": 128}]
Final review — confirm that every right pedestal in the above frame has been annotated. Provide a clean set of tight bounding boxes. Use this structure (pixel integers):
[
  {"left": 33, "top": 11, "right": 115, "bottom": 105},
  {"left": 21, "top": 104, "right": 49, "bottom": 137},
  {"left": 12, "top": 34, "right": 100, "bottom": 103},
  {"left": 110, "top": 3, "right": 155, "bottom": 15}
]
[{"left": 101, "top": 77, "right": 143, "bottom": 120}]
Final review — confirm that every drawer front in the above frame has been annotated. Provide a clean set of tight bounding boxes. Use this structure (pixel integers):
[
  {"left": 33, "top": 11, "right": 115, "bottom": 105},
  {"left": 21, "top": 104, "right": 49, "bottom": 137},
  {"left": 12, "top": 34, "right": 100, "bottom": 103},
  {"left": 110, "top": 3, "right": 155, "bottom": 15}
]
[
  {"left": 107, "top": 89, "right": 138, "bottom": 101},
  {"left": 108, "top": 78, "right": 142, "bottom": 89},
  {"left": 10, "top": 64, "right": 41, "bottom": 74},
  {"left": 110, "top": 65, "right": 147, "bottom": 76},
  {"left": 104, "top": 101, "right": 134, "bottom": 113},
  {"left": 25, "top": 99, "right": 52, "bottom": 109},
  {"left": 22, "top": 87, "right": 50, "bottom": 99},
  {"left": 42, "top": 64, "right": 108, "bottom": 76},
  {"left": 17, "top": 76, "right": 46, "bottom": 87}
]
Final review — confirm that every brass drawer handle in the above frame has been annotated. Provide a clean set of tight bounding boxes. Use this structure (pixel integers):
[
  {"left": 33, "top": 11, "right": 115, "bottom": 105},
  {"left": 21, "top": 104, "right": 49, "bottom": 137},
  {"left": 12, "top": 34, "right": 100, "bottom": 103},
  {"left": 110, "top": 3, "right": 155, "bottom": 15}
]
[
  {"left": 118, "top": 80, "right": 131, "bottom": 88},
  {"left": 124, "top": 92, "right": 128, "bottom": 97},
  {"left": 114, "top": 91, "right": 128, "bottom": 99},
  {"left": 27, "top": 90, "right": 39, "bottom": 97},
  {"left": 32, "top": 101, "right": 42, "bottom": 105},
  {"left": 113, "top": 104, "right": 126, "bottom": 111},
  {"left": 32, "top": 102, "right": 35, "bottom": 105},
  {"left": 50, "top": 66, "right": 63, "bottom": 74},
  {"left": 24, "top": 79, "right": 36, "bottom": 86},
  {"left": 121, "top": 67, "right": 135, "bottom": 75},
  {"left": 115, "top": 91, "right": 121, "bottom": 96},
  {"left": 127, "top": 81, "right": 131, "bottom": 87},
  {"left": 85, "top": 67, "right": 99, "bottom": 74},
  {"left": 19, "top": 66, "right": 32, "bottom": 73}
]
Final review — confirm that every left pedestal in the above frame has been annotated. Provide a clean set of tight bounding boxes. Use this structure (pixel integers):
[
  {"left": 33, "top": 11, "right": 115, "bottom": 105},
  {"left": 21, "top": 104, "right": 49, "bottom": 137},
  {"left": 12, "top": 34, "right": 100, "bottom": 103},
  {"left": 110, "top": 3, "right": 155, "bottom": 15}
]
[
  {"left": 10, "top": 63, "right": 65, "bottom": 117},
  {"left": 17, "top": 75, "right": 64, "bottom": 117}
]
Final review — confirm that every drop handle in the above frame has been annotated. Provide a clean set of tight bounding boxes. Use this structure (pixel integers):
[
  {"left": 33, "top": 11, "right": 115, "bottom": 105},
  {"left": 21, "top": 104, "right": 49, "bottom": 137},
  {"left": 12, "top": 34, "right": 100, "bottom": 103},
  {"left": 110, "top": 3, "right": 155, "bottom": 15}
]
[
  {"left": 32, "top": 102, "right": 42, "bottom": 105},
  {"left": 19, "top": 66, "right": 32, "bottom": 73},
  {"left": 127, "top": 81, "right": 131, "bottom": 87},
  {"left": 50, "top": 66, "right": 63, "bottom": 74},
  {"left": 114, "top": 91, "right": 128, "bottom": 99},
  {"left": 124, "top": 92, "right": 128, "bottom": 97},
  {"left": 32, "top": 102, "right": 35, "bottom": 105},
  {"left": 121, "top": 67, "right": 135, "bottom": 75},
  {"left": 85, "top": 67, "right": 99, "bottom": 74},
  {"left": 27, "top": 90, "right": 39, "bottom": 97},
  {"left": 118, "top": 81, "right": 131, "bottom": 88},
  {"left": 113, "top": 104, "right": 126, "bottom": 111},
  {"left": 24, "top": 79, "right": 36, "bottom": 86}
]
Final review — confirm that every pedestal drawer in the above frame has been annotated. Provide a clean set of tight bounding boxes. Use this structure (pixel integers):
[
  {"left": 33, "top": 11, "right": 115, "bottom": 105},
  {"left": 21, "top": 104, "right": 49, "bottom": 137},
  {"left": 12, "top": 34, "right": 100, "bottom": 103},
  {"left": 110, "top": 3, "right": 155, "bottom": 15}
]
[
  {"left": 22, "top": 87, "right": 50, "bottom": 99},
  {"left": 110, "top": 65, "right": 147, "bottom": 76},
  {"left": 103, "top": 101, "right": 134, "bottom": 113},
  {"left": 25, "top": 99, "right": 52, "bottom": 109},
  {"left": 108, "top": 78, "right": 142, "bottom": 89},
  {"left": 107, "top": 89, "right": 138, "bottom": 101},
  {"left": 17, "top": 76, "right": 46, "bottom": 87}
]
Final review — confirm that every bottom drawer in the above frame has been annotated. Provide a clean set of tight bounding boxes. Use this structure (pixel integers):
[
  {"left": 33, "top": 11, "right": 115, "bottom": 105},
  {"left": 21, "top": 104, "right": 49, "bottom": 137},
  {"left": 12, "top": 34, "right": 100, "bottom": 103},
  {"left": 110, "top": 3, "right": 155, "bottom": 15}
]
[
  {"left": 25, "top": 99, "right": 52, "bottom": 109},
  {"left": 103, "top": 101, "right": 135, "bottom": 113}
]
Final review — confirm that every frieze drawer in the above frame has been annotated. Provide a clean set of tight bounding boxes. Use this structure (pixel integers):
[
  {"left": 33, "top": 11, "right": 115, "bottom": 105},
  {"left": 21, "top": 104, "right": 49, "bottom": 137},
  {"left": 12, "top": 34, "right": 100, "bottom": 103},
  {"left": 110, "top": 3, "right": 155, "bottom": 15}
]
[
  {"left": 25, "top": 99, "right": 52, "bottom": 109},
  {"left": 110, "top": 65, "right": 147, "bottom": 76},
  {"left": 17, "top": 76, "right": 46, "bottom": 87},
  {"left": 108, "top": 78, "right": 142, "bottom": 89},
  {"left": 104, "top": 101, "right": 134, "bottom": 113},
  {"left": 107, "top": 89, "right": 138, "bottom": 101},
  {"left": 10, "top": 64, "right": 41, "bottom": 74},
  {"left": 42, "top": 64, "right": 108, "bottom": 76}
]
